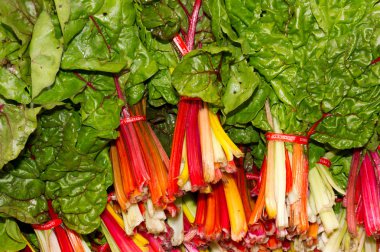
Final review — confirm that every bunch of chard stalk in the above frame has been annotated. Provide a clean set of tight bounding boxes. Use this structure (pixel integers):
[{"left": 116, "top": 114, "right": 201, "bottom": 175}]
[
  {"left": 31, "top": 201, "right": 91, "bottom": 252},
  {"left": 346, "top": 147, "right": 380, "bottom": 239},
  {"left": 100, "top": 201, "right": 169, "bottom": 252},
  {"left": 168, "top": 0, "right": 244, "bottom": 199},
  {"left": 250, "top": 102, "right": 311, "bottom": 236},
  {"left": 313, "top": 207, "right": 379, "bottom": 252},
  {"left": 111, "top": 76, "right": 172, "bottom": 236},
  {"left": 308, "top": 153, "right": 346, "bottom": 235}
]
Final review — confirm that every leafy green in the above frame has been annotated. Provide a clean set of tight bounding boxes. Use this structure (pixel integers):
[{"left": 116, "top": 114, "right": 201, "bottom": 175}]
[
  {"left": 148, "top": 69, "right": 179, "bottom": 107},
  {"left": 0, "top": 218, "right": 27, "bottom": 252},
  {"left": 329, "top": 152, "right": 352, "bottom": 190},
  {"left": 221, "top": 61, "right": 259, "bottom": 114},
  {"left": 0, "top": 159, "right": 48, "bottom": 224},
  {"left": 0, "top": 0, "right": 43, "bottom": 51},
  {"left": 141, "top": 2, "right": 180, "bottom": 41},
  {"left": 171, "top": 49, "right": 223, "bottom": 105},
  {"left": 29, "top": 109, "right": 114, "bottom": 234},
  {"left": 0, "top": 69, "right": 30, "bottom": 104},
  {"left": 61, "top": 0, "right": 156, "bottom": 74},
  {"left": 0, "top": 105, "right": 40, "bottom": 170},
  {"left": 227, "top": 125, "right": 260, "bottom": 144},
  {"left": 30, "top": 11, "right": 63, "bottom": 98}
]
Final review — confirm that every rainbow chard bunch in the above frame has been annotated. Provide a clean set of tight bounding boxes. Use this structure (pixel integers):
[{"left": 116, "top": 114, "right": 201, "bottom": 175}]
[
  {"left": 134, "top": 0, "right": 262, "bottom": 198},
  {"left": 346, "top": 147, "right": 380, "bottom": 238},
  {"left": 32, "top": 201, "right": 91, "bottom": 252},
  {"left": 110, "top": 75, "right": 172, "bottom": 234}
]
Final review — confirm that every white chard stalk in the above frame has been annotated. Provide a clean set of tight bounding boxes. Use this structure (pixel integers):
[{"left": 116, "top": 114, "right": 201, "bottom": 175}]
[{"left": 122, "top": 203, "right": 144, "bottom": 235}]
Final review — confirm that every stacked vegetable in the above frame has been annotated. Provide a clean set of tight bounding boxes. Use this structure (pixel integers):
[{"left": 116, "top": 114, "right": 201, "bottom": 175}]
[{"left": 0, "top": 0, "right": 379, "bottom": 251}]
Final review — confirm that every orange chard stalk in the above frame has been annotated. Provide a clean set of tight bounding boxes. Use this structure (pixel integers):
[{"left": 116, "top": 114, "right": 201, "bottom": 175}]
[
  {"left": 291, "top": 143, "right": 309, "bottom": 234},
  {"left": 186, "top": 100, "right": 206, "bottom": 191},
  {"left": 299, "top": 152, "right": 309, "bottom": 233},
  {"left": 223, "top": 174, "right": 248, "bottom": 242},
  {"left": 147, "top": 124, "right": 169, "bottom": 169},
  {"left": 115, "top": 136, "right": 140, "bottom": 201},
  {"left": 198, "top": 103, "right": 215, "bottom": 183},
  {"left": 249, "top": 157, "right": 267, "bottom": 225},
  {"left": 110, "top": 144, "right": 129, "bottom": 211},
  {"left": 130, "top": 102, "right": 168, "bottom": 206},
  {"left": 307, "top": 222, "right": 319, "bottom": 240},
  {"left": 204, "top": 188, "right": 221, "bottom": 240},
  {"left": 168, "top": 100, "right": 190, "bottom": 199}
]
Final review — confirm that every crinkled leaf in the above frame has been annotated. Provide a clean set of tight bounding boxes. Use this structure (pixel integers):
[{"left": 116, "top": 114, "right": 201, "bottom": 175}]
[
  {"left": 30, "top": 109, "right": 114, "bottom": 234},
  {"left": 30, "top": 11, "right": 63, "bottom": 98},
  {"left": 312, "top": 85, "right": 380, "bottom": 149},
  {"left": 125, "top": 41, "right": 158, "bottom": 90},
  {"left": 61, "top": 0, "right": 143, "bottom": 72},
  {"left": 0, "top": 159, "right": 48, "bottom": 224},
  {"left": 203, "top": 0, "right": 238, "bottom": 42},
  {"left": 0, "top": 105, "right": 40, "bottom": 169}
]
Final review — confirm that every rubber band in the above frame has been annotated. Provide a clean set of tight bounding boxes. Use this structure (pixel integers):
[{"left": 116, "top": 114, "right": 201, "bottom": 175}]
[
  {"left": 317, "top": 157, "right": 332, "bottom": 168},
  {"left": 265, "top": 132, "right": 308, "bottom": 145},
  {"left": 173, "top": 34, "right": 189, "bottom": 56},
  {"left": 120, "top": 115, "right": 146, "bottom": 125},
  {"left": 32, "top": 218, "right": 62, "bottom": 230}
]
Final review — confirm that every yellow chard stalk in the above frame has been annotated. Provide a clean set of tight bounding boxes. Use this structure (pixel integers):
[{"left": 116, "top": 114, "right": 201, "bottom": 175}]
[
  {"left": 208, "top": 110, "right": 244, "bottom": 162},
  {"left": 223, "top": 174, "right": 247, "bottom": 242},
  {"left": 178, "top": 138, "right": 189, "bottom": 188}
]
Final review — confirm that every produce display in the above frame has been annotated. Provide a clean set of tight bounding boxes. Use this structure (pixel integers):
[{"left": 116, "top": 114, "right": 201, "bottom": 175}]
[{"left": 0, "top": 0, "right": 379, "bottom": 251}]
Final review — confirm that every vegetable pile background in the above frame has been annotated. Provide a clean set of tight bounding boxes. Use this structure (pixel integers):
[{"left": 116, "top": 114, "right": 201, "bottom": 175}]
[{"left": 0, "top": 0, "right": 379, "bottom": 251}]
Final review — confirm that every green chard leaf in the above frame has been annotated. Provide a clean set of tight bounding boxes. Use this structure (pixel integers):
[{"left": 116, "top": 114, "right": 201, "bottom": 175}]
[
  {"left": 0, "top": 0, "right": 43, "bottom": 52},
  {"left": 30, "top": 10, "right": 63, "bottom": 98},
  {"left": 222, "top": 60, "right": 260, "bottom": 114},
  {"left": 140, "top": 2, "right": 180, "bottom": 41},
  {"left": 61, "top": 0, "right": 157, "bottom": 75},
  {"left": 0, "top": 218, "right": 27, "bottom": 252},
  {"left": 171, "top": 49, "right": 224, "bottom": 105},
  {"left": 30, "top": 109, "right": 114, "bottom": 234},
  {"left": 148, "top": 69, "right": 179, "bottom": 107},
  {"left": 0, "top": 68, "right": 30, "bottom": 104},
  {"left": 0, "top": 105, "right": 40, "bottom": 170},
  {"left": 0, "top": 160, "right": 48, "bottom": 224}
]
